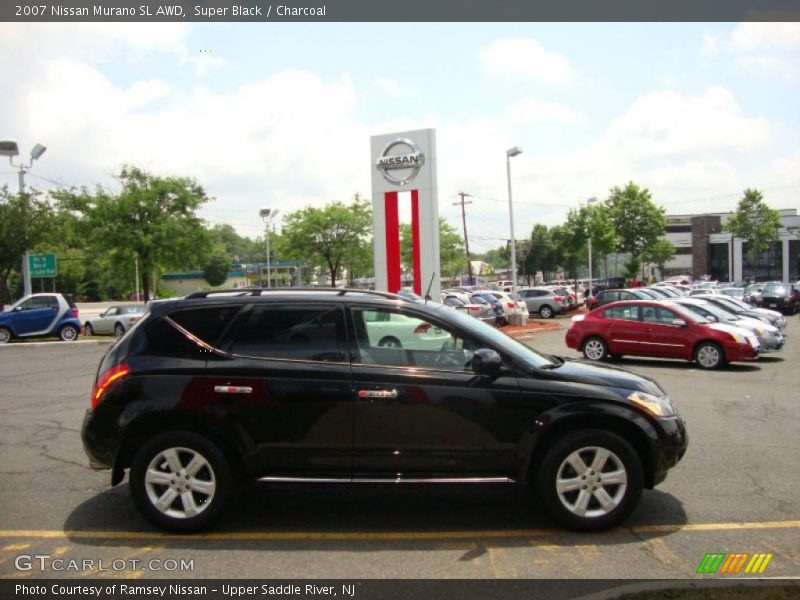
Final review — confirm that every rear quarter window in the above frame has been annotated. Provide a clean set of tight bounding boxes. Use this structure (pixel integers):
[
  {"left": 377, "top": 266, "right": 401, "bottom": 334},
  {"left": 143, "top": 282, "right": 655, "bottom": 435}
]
[{"left": 135, "top": 305, "right": 241, "bottom": 359}]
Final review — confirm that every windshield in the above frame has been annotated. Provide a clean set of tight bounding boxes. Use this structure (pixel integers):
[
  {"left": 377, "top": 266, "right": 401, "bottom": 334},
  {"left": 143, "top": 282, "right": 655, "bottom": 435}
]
[
  {"left": 672, "top": 305, "right": 710, "bottom": 324},
  {"left": 691, "top": 301, "right": 736, "bottom": 321},
  {"left": 763, "top": 284, "right": 789, "bottom": 295},
  {"left": 709, "top": 296, "right": 747, "bottom": 313},
  {"left": 433, "top": 305, "right": 555, "bottom": 369}
]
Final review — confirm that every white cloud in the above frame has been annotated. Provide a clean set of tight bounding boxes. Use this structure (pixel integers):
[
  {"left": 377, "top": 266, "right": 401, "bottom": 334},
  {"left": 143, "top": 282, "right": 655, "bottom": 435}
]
[
  {"left": 507, "top": 97, "right": 588, "bottom": 125},
  {"left": 736, "top": 55, "right": 799, "bottom": 83},
  {"left": 478, "top": 38, "right": 575, "bottom": 84},
  {"left": 375, "top": 78, "right": 403, "bottom": 96},
  {"left": 699, "top": 31, "right": 722, "bottom": 59},
  {"left": 730, "top": 23, "right": 800, "bottom": 51}
]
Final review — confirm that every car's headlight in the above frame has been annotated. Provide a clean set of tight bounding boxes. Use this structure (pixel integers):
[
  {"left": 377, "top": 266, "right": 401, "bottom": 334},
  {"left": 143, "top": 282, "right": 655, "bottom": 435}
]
[
  {"left": 754, "top": 328, "right": 764, "bottom": 337},
  {"left": 628, "top": 391, "right": 676, "bottom": 417},
  {"left": 727, "top": 331, "right": 747, "bottom": 344}
]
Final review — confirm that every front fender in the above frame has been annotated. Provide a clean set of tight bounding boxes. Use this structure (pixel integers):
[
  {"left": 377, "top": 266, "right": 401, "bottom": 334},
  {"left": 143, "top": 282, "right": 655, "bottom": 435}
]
[{"left": 515, "top": 400, "right": 661, "bottom": 487}]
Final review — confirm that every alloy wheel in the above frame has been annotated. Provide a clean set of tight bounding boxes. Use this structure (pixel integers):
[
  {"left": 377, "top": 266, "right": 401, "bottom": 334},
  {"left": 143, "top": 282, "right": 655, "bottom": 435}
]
[
  {"left": 555, "top": 446, "right": 628, "bottom": 518},
  {"left": 144, "top": 447, "right": 217, "bottom": 519}
]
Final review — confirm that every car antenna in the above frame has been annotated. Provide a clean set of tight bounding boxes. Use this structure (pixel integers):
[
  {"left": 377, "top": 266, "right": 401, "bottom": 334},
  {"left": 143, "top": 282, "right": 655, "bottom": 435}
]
[{"left": 424, "top": 272, "right": 436, "bottom": 304}]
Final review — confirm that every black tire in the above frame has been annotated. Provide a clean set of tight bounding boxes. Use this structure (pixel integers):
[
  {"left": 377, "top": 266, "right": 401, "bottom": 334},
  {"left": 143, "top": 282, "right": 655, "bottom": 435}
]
[
  {"left": 0, "top": 326, "right": 12, "bottom": 344},
  {"left": 59, "top": 324, "right": 79, "bottom": 342},
  {"left": 378, "top": 336, "right": 402, "bottom": 349},
  {"left": 694, "top": 341, "right": 724, "bottom": 370},
  {"left": 535, "top": 429, "right": 643, "bottom": 532},
  {"left": 85, "top": 323, "right": 94, "bottom": 336},
  {"left": 129, "top": 431, "right": 233, "bottom": 532},
  {"left": 539, "top": 305, "right": 554, "bottom": 319},
  {"left": 114, "top": 323, "right": 125, "bottom": 338},
  {"left": 582, "top": 336, "right": 609, "bottom": 362}
]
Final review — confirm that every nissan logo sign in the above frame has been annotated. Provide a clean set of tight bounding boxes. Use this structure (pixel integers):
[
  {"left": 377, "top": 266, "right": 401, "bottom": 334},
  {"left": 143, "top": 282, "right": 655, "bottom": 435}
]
[{"left": 376, "top": 138, "right": 425, "bottom": 186}]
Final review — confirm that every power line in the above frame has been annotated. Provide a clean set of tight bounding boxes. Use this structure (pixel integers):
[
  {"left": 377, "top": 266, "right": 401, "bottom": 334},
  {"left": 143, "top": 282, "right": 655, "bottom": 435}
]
[{"left": 453, "top": 192, "right": 474, "bottom": 282}]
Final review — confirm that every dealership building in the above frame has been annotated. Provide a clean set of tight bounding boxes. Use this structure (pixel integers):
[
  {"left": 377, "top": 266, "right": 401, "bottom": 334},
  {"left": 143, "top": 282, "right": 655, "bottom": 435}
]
[{"left": 663, "top": 208, "right": 800, "bottom": 282}]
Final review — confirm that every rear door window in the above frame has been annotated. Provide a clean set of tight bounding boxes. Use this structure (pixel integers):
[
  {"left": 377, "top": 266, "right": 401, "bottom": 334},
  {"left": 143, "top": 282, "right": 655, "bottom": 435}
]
[
  {"left": 602, "top": 305, "right": 639, "bottom": 321},
  {"left": 228, "top": 306, "right": 347, "bottom": 363}
]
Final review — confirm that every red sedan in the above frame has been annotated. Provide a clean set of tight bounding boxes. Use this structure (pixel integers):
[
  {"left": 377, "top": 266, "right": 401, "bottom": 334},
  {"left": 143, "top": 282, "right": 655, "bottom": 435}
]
[{"left": 565, "top": 300, "right": 760, "bottom": 369}]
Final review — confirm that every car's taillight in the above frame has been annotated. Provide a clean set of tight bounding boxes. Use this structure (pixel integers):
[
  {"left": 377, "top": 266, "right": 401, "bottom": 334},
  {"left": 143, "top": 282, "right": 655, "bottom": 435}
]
[
  {"left": 554, "top": 295, "right": 562, "bottom": 302},
  {"left": 70, "top": 307, "right": 79, "bottom": 318},
  {"left": 92, "top": 363, "right": 130, "bottom": 409},
  {"left": 468, "top": 306, "right": 480, "bottom": 312},
  {"left": 506, "top": 302, "right": 514, "bottom": 308},
  {"left": 413, "top": 323, "right": 432, "bottom": 334}
]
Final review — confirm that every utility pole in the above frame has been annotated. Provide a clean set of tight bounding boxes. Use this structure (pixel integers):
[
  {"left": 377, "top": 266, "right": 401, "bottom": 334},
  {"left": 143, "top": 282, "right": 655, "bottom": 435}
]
[{"left": 454, "top": 192, "right": 473, "bottom": 285}]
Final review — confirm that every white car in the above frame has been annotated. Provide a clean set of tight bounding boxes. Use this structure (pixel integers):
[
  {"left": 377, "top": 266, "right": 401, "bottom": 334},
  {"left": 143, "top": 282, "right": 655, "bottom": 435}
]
[
  {"left": 488, "top": 291, "right": 526, "bottom": 318},
  {"left": 362, "top": 310, "right": 452, "bottom": 350},
  {"left": 84, "top": 304, "right": 146, "bottom": 337}
]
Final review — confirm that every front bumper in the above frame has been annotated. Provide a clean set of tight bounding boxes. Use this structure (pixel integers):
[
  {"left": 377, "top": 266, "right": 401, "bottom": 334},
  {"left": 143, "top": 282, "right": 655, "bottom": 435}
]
[{"left": 652, "top": 416, "right": 689, "bottom": 487}]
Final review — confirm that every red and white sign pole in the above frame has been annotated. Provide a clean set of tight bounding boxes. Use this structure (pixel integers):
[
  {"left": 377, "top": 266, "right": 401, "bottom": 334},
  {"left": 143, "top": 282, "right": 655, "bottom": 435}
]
[{"left": 370, "top": 129, "right": 440, "bottom": 299}]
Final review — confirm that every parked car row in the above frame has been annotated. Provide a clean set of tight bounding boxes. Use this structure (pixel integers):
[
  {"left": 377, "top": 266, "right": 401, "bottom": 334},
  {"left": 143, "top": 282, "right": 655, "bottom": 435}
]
[{"left": 567, "top": 290, "right": 788, "bottom": 369}]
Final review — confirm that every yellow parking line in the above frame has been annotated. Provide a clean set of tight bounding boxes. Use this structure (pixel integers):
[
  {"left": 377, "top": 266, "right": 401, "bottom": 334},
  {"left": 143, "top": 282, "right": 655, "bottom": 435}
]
[{"left": 0, "top": 520, "right": 797, "bottom": 542}]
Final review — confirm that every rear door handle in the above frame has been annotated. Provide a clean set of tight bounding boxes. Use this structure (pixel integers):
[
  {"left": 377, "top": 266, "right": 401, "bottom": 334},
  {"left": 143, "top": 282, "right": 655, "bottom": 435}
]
[
  {"left": 357, "top": 389, "right": 398, "bottom": 400},
  {"left": 214, "top": 385, "right": 253, "bottom": 394}
]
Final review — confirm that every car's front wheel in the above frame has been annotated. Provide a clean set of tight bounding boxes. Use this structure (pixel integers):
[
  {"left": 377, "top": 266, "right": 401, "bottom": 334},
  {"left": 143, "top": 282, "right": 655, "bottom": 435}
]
[
  {"left": 84, "top": 323, "right": 94, "bottom": 336},
  {"left": 535, "top": 430, "right": 643, "bottom": 532},
  {"left": 694, "top": 341, "right": 724, "bottom": 369},
  {"left": 59, "top": 324, "right": 79, "bottom": 342},
  {"left": 114, "top": 323, "right": 125, "bottom": 338},
  {"left": 129, "top": 432, "right": 233, "bottom": 532}
]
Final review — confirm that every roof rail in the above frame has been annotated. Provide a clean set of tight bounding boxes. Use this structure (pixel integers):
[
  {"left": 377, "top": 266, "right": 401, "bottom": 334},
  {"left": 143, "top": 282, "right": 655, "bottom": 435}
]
[{"left": 183, "top": 287, "right": 410, "bottom": 301}]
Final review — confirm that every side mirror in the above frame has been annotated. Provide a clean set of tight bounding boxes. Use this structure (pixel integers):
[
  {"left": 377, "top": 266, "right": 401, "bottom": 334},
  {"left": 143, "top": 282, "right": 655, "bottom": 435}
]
[
  {"left": 706, "top": 315, "right": 718, "bottom": 322},
  {"left": 471, "top": 348, "right": 503, "bottom": 376},
  {"left": 14, "top": 306, "right": 22, "bottom": 312},
  {"left": 672, "top": 318, "right": 687, "bottom": 327}
]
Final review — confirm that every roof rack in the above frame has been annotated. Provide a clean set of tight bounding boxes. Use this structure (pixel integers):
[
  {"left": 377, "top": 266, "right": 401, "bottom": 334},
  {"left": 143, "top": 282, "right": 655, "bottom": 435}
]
[{"left": 183, "top": 287, "right": 410, "bottom": 301}]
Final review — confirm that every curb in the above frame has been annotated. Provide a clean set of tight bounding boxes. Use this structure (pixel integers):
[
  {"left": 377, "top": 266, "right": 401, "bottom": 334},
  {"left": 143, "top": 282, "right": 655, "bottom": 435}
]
[{"left": 0, "top": 340, "right": 114, "bottom": 349}]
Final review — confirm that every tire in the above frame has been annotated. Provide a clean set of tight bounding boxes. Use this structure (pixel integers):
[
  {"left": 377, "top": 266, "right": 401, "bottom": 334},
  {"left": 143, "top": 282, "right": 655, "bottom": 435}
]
[
  {"left": 582, "top": 336, "right": 609, "bottom": 362},
  {"left": 535, "top": 429, "right": 643, "bottom": 532},
  {"left": 539, "top": 305, "right": 554, "bottom": 319},
  {"left": 59, "top": 324, "right": 79, "bottom": 342},
  {"left": 85, "top": 323, "right": 94, "bottom": 336},
  {"left": 694, "top": 341, "right": 724, "bottom": 369},
  {"left": 0, "top": 326, "right": 11, "bottom": 344},
  {"left": 378, "top": 336, "right": 402, "bottom": 349},
  {"left": 114, "top": 323, "right": 125, "bottom": 338},
  {"left": 129, "top": 431, "right": 233, "bottom": 533}
]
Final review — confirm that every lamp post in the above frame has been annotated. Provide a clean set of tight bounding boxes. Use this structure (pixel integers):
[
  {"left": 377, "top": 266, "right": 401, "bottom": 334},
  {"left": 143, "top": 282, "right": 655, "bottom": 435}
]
[
  {"left": 506, "top": 146, "right": 522, "bottom": 298},
  {"left": 1, "top": 140, "right": 47, "bottom": 297},
  {"left": 586, "top": 196, "right": 598, "bottom": 299},
  {"left": 259, "top": 208, "right": 279, "bottom": 288}
]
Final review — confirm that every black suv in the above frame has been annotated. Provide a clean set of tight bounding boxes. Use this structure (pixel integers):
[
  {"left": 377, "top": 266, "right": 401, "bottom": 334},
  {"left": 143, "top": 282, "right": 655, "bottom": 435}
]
[
  {"left": 82, "top": 289, "right": 687, "bottom": 532},
  {"left": 759, "top": 283, "right": 799, "bottom": 315}
]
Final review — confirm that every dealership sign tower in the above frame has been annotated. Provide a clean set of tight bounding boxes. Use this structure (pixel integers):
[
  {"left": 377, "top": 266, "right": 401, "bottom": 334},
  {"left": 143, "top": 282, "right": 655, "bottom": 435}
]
[{"left": 370, "top": 129, "right": 440, "bottom": 299}]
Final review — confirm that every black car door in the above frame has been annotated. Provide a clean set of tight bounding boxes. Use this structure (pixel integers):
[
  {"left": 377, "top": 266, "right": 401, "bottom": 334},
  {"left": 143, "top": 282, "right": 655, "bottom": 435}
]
[
  {"left": 347, "top": 305, "right": 521, "bottom": 479},
  {"left": 210, "top": 303, "right": 354, "bottom": 478}
]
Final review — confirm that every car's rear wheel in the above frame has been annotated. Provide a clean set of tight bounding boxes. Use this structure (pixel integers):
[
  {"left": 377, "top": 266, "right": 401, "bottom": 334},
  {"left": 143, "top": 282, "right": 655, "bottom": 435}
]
[
  {"left": 378, "top": 336, "right": 402, "bottom": 348},
  {"left": 582, "top": 336, "right": 608, "bottom": 361},
  {"left": 130, "top": 431, "right": 233, "bottom": 532},
  {"left": 694, "top": 341, "right": 724, "bottom": 369},
  {"left": 536, "top": 430, "right": 643, "bottom": 532},
  {"left": 84, "top": 323, "right": 94, "bottom": 336},
  {"left": 59, "top": 324, "right": 79, "bottom": 342},
  {"left": 0, "top": 327, "right": 11, "bottom": 344},
  {"left": 539, "top": 305, "right": 554, "bottom": 319}
]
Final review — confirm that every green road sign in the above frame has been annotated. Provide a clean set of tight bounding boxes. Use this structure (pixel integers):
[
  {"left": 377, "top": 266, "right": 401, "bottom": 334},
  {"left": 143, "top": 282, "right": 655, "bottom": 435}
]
[{"left": 28, "top": 253, "right": 57, "bottom": 278}]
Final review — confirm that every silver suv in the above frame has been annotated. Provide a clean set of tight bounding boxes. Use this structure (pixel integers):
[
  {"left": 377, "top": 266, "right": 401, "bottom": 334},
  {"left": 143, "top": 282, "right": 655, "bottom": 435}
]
[{"left": 517, "top": 287, "right": 570, "bottom": 319}]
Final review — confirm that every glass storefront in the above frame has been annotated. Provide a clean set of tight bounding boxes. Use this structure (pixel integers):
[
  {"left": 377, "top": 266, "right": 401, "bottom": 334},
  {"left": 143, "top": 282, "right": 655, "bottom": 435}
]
[
  {"left": 790, "top": 240, "right": 799, "bottom": 281},
  {"left": 742, "top": 241, "right": 783, "bottom": 282},
  {"left": 709, "top": 243, "right": 729, "bottom": 282}
]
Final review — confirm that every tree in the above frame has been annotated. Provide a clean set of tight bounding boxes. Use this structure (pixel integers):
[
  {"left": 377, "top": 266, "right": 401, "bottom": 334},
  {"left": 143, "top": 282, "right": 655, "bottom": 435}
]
[
  {"left": 280, "top": 195, "right": 372, "bottom": 287},
  {"left": 208, "top": 223, "right": 264, "bottom": 264},
  {"left": 203, "top": 254, "right": 231, "bottom": 287},
  {"left": 606, "top": 182, "right": 666, "bottom": 260},
  {"left": 401, "top": 218, "right": 466, "bottom": 286},
  {"left": 60, "top": 166, "right": 212, "bottom": 301},
  {"left": 643, "top": 238, "right": 676, "bottom": 280},
  {"left": 724, "top": 189, "right": 782, "bottom": 280},
  {"left": 0, "top": 186, "right": 56, "bottom": 303},
  {"left": 523, "top": 224, "right": 560, "bottom": 282}
]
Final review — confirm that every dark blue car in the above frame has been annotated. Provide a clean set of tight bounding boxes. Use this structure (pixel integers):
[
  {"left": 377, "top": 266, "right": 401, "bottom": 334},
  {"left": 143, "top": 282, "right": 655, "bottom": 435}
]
[
  {"left": 471, "top": 292, "right": 506, "bottom": 325},
  {"left": 0, "top": 293, "right": 81, "bottom": 343}
]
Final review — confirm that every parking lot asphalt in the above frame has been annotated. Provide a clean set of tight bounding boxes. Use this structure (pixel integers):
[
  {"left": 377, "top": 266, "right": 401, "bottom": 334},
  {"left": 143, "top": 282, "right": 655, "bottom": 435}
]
[{"left": 0, "top": 317, "right": 798, "bottom": 580}]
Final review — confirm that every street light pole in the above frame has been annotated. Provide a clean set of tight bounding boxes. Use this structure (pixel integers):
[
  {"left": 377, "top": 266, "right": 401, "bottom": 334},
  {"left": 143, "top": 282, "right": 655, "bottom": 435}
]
[
  {"left": 0, "top": 141, "right": 47, "bottom": 298},
  {"left": 586, "top": 196, "right": 598, "bottom": 299},
  {"left": 506, "top": 147, "right": 522, "bottom": 298},
  {"left": 259, "top": 208, "right": 279, "bottom": 288}
]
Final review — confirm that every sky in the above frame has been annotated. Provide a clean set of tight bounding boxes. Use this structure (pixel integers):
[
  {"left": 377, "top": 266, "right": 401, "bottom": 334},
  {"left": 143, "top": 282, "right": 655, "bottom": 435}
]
[{"left": 0, "top": 22, "right": 799, "bottom": 256}]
